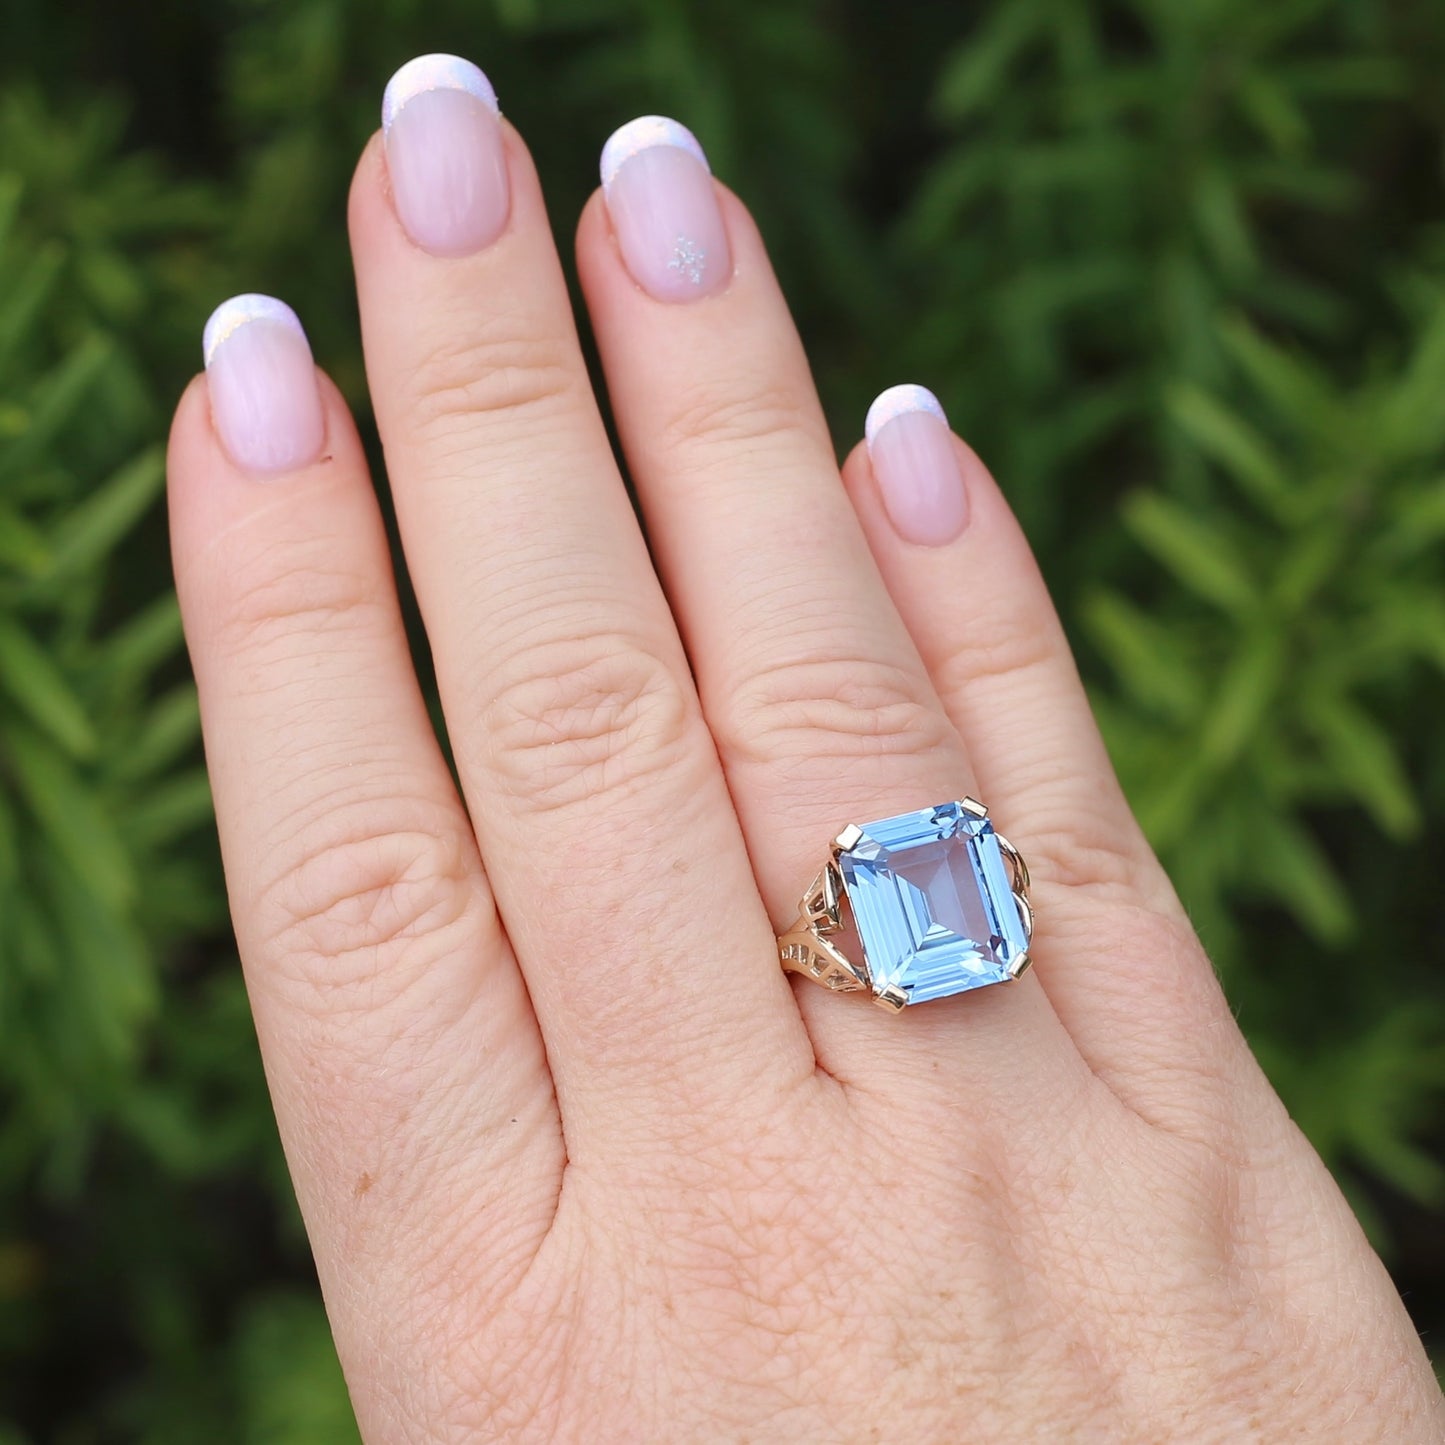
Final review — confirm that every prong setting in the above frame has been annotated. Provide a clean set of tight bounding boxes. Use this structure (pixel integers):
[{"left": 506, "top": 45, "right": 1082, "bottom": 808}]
[
  {"left": 873, "top": 983, "right": 908, "bottom": 1013},
  {"left": 833, "top": 823, "right": 865, "bottom": 852}
]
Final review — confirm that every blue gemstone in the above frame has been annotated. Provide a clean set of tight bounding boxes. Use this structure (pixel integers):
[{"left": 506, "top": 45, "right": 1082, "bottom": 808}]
[{"left": 836, "top": 802, "right": 1028, "bottom": 1006}]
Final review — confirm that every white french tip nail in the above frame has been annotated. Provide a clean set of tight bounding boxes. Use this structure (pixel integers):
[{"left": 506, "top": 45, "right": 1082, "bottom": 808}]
[
  {"left": 599, "top": 115, "right": 710, "bottom": 193},
  {"left": 382, "top": 53, "right": 499, "bottom": 134},
  {"left": 201, "top": 293, "right": 323, "bottom": 476},
  {"left": 202, "top": 293, "right": 305, "bottom": 369},
  {"left": 865, "top": 384, "right": 948, "bottom": 449}
]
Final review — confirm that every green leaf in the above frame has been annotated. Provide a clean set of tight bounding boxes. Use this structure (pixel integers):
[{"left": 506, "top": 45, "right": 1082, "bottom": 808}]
[
  {"left": 1246, "top": 808, "right": 1353, "bottom": 945},
  {"left": 0, "top": 334, "right": 113, "bottom": 484},
  {"left": 233, "top": 1293, "right": 362, "bottom": 1445},
  {"left": 933, "top": 0, "right": 1043, "bottom": 120},
  {"left": 1302, "top": 694, "right": 1422, "bottom": 839},
  {"left": 1397, "top": 597, "right": 1445, "bottom": 675},
  {"left": 1378, "top": 302, "right": 1445, "bottom": 459},
  {"left": 1137, "top": 753, "right": 1210, "bottom": 853},
  {"left": 1240, "top": 157, "right": 1358, "bottom": 211},
  {"left": 0, "top": 616, "right": 95, "bottom": 757},
  {"left": 0, "top": 787, "right": 17, "bottom": 889},
  {"left": 1166, "top": 381, "right": 1291, "bottom": 511},
  {"left": 1237, "top": 70, "right": 1310, "bottom": 155},
  {"left": 124, "top": 770, "right": 215, "bottom": 849},
  {"left": 1379, "top": 473, "right": 1445, "bottom": 560},
  {"left": 1352, "top": 1125, "right": 1445, "bottom": 1205},
  {"left": 0, "top": 170, "right": 20, "bottom": 244},
  {"left": 110, "top": 684, "right": 201, "bottom": 782},
  {"left": 494, "top": 0, "right": 542, "bottom": 30},
  {"left": 48, "top": 860, "right": 153, "bottom": 1063},
  {"left": 0, "top": 503, "right": 50, "bottom": 575},
  {"left": 1082, "top": 588, "right": 1201, "bottom": 720},
  {"left": 1199, "top": 626, "right": 1284, "bottom": 768},
  {"left": 0, "top": 240, "right": 63, "bottom": 372},
  {"left": 98, "top": 593, "right": 185, "bottom": 683},
  {"left": 1337, "top": 1010, "right": 1445, "bottom": 1203},
  {"left": 1272, "top": 524, "right": 1349, "bottom": 616},
  {"left": 2, "top": 719, "right": 132, "bottom": 908},
  {"left": 1278, "top": 56, "right": 1405, "bottom": 98},
  {"left": 32, "top": 445, "right": 165, "bottom": 588},
  {"left": 1192, "top": 164, "right": 1257, "bottom": 278},
  {"left": 1123, "top": 493, "right": 1258, "bottom": 615}
]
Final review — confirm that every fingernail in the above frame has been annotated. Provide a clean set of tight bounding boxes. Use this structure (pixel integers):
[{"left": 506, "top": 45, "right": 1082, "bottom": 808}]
[
  {"left": 865, "top": 385, "right": 969, "bottom": 546},
  {"left": 382, "top": 54, "right": 509, "bottom": 257},
  {"left": 203, "top": 295, "right": 325, "bottom": 476},
  {"left": 600, "top": 116, "right": 731, "bottom": 302}
]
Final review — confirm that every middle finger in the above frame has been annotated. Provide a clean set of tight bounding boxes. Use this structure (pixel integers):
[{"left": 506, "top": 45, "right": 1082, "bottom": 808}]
[
  {"left": 578, "top": 119, "right": 1085, "bottom": 1101},
  {"left": 349, "top": 59, "right": 810, "bottom": 1151}
]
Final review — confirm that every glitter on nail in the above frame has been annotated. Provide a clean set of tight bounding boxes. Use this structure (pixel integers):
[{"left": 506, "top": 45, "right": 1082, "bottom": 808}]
[
  {"left": 600, "top": 115, "right": 710, "bottom": 192},
  {"left": 382, "top": 54, "right": 499, "bottom": 133},
  {"left": 668, "top": 236, "right": 707, "bottom": 285},
  {"left": 202, "top": 294, "right": 307, "bottom": 368},
  {"left": 864, "top": 384, "right": 949, "bottom": 448}
]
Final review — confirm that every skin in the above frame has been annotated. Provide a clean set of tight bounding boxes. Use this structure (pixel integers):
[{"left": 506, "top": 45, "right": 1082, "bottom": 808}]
[{"left": 165, "top": 121, "right": 1445, "bottom": 1443}]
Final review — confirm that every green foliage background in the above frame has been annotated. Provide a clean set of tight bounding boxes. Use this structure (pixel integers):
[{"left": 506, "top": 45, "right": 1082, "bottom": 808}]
[{"left": 2, "top": 0, "right": 1443, "bottom": 1436}]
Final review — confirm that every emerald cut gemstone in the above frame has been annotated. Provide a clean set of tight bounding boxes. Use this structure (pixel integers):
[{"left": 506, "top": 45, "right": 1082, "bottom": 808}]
[{"left": 836, "top": 802, "right": 1027, "bottom": 1006}]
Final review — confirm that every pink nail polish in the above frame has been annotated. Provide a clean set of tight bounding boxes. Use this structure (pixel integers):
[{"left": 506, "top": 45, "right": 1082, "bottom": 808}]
[
  {"left": 865, "top": 385, "right": 969, "bottom": 547},
  {"left": 383, "top": 54, "right": 510, "bottom": 257},
  {"left": 600, "top": 116, "right": 731, "bottom": 302},
  {"left": 203, "top": 295, "right": 325, "bottom": 476}
]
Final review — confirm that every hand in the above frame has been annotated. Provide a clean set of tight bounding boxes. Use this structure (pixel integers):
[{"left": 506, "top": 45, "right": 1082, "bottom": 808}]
[{"left": 166, "top": 57, "right": 1443, "bottom": 1443}]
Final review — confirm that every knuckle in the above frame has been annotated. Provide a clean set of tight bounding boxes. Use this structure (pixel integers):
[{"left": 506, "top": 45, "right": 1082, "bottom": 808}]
[
  {"left": 923, "top": 597, "right": 1186, "bottom": 908},
  {"left": 481, "top": 631, "right": 700, "bottom": 816},
  {"left": 931, "top": 607, "right": 1060, "bottom": 705},
  {"left": 218, "top": 550, "right": 386, "bottom": 658},
  {"left": 1023, "top": 802, "right": 1160, "bottom": 903},
  {"left": 262, "top": 810, "right": 481, "bottom": 998},
  {"left": 719, "top": 652, "right": 955, "bottom": 766},
  {"left": 404, "top": 318, "right": 578, "bottom": 438},
  {"left": 660, "top": 374, "right": 823, "bottom": 461}
]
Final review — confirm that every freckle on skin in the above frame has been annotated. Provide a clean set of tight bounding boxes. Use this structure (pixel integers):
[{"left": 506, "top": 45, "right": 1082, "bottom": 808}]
[{"left": 354, "top": 1171, "right": 374, "bottom": 1198}]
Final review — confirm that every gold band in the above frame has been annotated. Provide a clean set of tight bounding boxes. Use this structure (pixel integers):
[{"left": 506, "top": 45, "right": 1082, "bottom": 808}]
[{"left": 777, "top": 861, "right": 869, "bottom": 995}]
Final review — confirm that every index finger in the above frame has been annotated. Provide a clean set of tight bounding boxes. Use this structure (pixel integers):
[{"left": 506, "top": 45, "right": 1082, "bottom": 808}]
[{"left": 168, "top": 306, "right": 559, "bottom": 1352}]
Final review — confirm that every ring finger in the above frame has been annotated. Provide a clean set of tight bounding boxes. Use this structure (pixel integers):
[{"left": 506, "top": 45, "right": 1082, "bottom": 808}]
[{"left": 577, "top": 118, "right": 1085, "bottom": 1104}]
